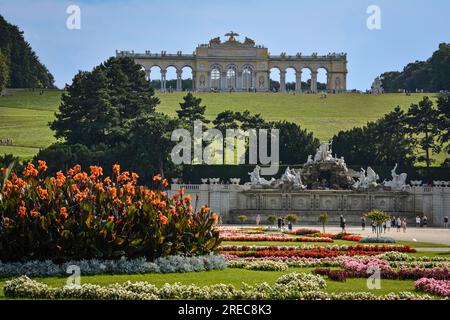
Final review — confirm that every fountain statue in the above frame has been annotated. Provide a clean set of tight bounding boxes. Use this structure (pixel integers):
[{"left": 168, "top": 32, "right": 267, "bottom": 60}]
[
  {"left": 248, "top": 165, "right": 275, "bottom": 186},
  {"left": 384, "top": 164, "right": 409, "bottom": 191}
]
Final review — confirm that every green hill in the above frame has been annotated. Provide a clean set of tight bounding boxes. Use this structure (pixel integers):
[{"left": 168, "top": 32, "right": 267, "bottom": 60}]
[
  {"left": 0, "top": 15, "right": 55, "bottom": 89},
  {"left": 0, "top": 89, "right": 445, "bottom": 163}
]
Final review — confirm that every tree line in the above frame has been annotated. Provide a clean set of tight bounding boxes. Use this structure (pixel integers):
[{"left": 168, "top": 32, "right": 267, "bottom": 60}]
[
  {"left": 381, "top": 43, "right": 450, "bottom": 93},
  {"left": 0, "top": 15, "right": 55, "bottom": 91}
]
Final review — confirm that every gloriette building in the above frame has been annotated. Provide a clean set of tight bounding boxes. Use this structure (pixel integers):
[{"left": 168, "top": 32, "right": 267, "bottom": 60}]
[{"left": 116, "top": 32, "right": 348, "bottom": 93}]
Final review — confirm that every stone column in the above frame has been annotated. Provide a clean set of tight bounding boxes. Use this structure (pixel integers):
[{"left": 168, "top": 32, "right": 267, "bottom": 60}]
[
  {"left": 145, "top": 68, "right": 151, "bottom": 82},
  {"left": 237, "top": 71, "right": 242, "bottom": 91},
  {"left": 176, "top": 69, "right": 183, "bottom": 92},
  {"left": 295, "top": 70, "right": 302, "bottom": 93},
  {"left": 192, "top": 71, "right": 196, "bottom": 92},
  {"left": 279, "top": 70, "right": 286, "bottom": 93},
  {"left": 221, "top": 72, "right": 227, "bottom": 91},
  {"left": 161, "top": 69, "right": 167, "bottom": 92},
  {"left": 311, "top": 71, "right": 318, "bottom": 93}
]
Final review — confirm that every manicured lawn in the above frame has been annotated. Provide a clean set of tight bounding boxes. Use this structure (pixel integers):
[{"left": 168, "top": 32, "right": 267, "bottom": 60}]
[
  {"left": 2, "top": 89, "right": 445, "bottom": 162},
  {"left": 0, "top": 267, "right": 427, "bottom": 299}
]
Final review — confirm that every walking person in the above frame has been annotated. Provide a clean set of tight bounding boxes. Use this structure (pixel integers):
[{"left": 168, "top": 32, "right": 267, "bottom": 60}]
[
  {"left": 391, "top": 216, "right": 396, "bottom": 230},
  {"left": 340, "top": 215, "right": 346, "bottom": 233},
  {"left": 396, "top": 217, "right": 402, "bottom": 232},
  {"left": 371, "top": 221, "right": 376, "bottom": 234},
  {"left": 416, "top": 216, "right": 421, "bottom": 228},
  {"left": 401, "top": 218, "right": 407, "bottom": 233},
  {"left": 444, "top": 216, "right": 449, "bottom": 229},
  {"left": 386, "top": 218, "right": 391, "bottom": 232},
  {"left": 361, "top": 216, "right": 366, "bottom": 231},
  {"left": 277, "top": 217, "right": 282, "bottom": 230},
  {"left": 255, "top": 214, "right": 261, "bottom": 226},
  {"left": 423, "top": 215, "right": 428, "bottom": 228},
  {"left": 383, "top": 221, "right": 387, "bottom": 234}
]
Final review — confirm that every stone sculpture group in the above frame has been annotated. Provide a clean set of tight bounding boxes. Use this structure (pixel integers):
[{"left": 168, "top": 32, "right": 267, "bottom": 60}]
[{"left": 248, "top": 141, "right": 410, "bottom": 192}]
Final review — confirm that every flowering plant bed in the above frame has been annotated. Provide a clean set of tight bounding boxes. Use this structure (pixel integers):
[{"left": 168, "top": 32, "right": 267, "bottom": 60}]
[
  {"left": 220, "top": 236, "right": 334, "bottom": 242},
  {"left": 415, "top": 278, "right": 450, "bottom": 297},
  {"left": 3, "top": 274, "right": 436, "bottom": 300},
  {"left": 315, "top": 266, "right": 450, "bottom": 282},
  {"left": 287, "top": 229, "right": 321, "bottom": 236},
  {"left": 0, "top": 162, "right": 220, "bottom": 261}
]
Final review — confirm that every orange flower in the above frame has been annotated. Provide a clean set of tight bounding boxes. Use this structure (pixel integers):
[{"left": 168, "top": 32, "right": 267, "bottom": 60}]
[
  {"left": 132, "top": 172, "right": 139, "bottom": 182},
  {"left": 60, "top": 207, "right": 68, "bottom": 219},
  {"left": 104, "top": 176, "right": 112, "bottom": 184},
  {"left": 73, "top": 164, "right": 81, "bottom": 173},
  {"left": 113, "top": 164, "right": 120, "bottom": 176},
  {"left": 172, "top": 193, "right": 180, "bottom": 200},
  {"left": 188, "top": 205, "right": 193, "bottom": 212},
  {"left": 152, "top": 174, "right": 162, "bottom": 182},
  {"left": 37, "top": 186, "right": 48, "bottom": 200},
  {"left": 109, "top": 187, "right": 117, "bottom": 199},
  {"left": 73, "top": 172, "right": 88, "bottom": 183},
  {"left": 38, "top": 160, "right": 47, "bottom": 172},
  {"left": 89, "top": 165, "right": 103, "bottom": 179},
  {"left": 162, "top": 179, "right": 169, "bottom": 187},
  {"left": 30, "top": 209, "right": 40, "bottom": 218},
  {"left": 125, "top": 196, "right": 132, "bottom": 205},
  {"left": 170, "top": 207, "right": 177, "bottom": 216},
  {"left": 95, "top": 182, "right": 105, "bottom": 192},
  {"left": 159, "top": 213, "right": 169, "bottom": 225},
  {"left": 117, "top": 171, "right": 130, "bottom": 182},
  {"left": 1, "top": 167, "right": 6, "bottom": 176},
  {"left": 107, "top": 215, "right": 115, "bottom": 222},
  {"left": 22, "top": 163, "right": 38, "bottom": 177},
  {"left": 70, "top": 184, "right": 80, "bottom": 194},
  {"left": 185, "top": 194, "right": 192, "bottom": 203},
  {"left": 18, "top": 206, "right": 27, "bottom": 218},
  {"left": 201, "top": 206, "right": 211, "bottom": 214},
  {"left": 179, "top": 187, "right": 185, "bottom": 195}
]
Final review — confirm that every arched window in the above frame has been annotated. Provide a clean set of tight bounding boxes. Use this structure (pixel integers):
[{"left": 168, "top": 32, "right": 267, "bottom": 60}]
[
  {"left": 211, "top": 68, "right": 220, "bottom": 89},
  {"left": 242, "top": 68, "right": 252, "bottom": 90},
  {"left": 227, "top": 68, "right": 236, "bottom": 89}
]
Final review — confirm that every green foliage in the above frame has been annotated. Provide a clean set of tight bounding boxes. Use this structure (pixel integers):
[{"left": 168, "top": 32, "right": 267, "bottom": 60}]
[
  {"left": 367, "top": 209, "right": 390, "bottom": 239},
  {"left": 318, "top": 212, "right": 329, "bottom": 233},
  {"left": 271, "top": 120, "right": 320, "bottom": 165},
  {"left": 437, "top": 94, "right": 450, "bottom": 164},
  {"left": 333, "top": 106, "right": 416, "bottom": 166},
  {"left": 381, "top": 43, "right": 450, "bottom": 92},
  {"left": 0, "top": 15, "right": 54, "bottom": 88},
  {"left": 50, "top": 57, "right": 159, "bottom": 147},
  {"left": 0, "top": 49, "right": 9, "bottom": 92},
  {"left": 267, "top": 214, "right": 277, "bottom": 225},
  {"left": 406, "top": 97, "right": 442, "bottom": 171},
  {"left": 238, "top": 215, "right": 248, "bottom": 224},
  {"left": 284, "top": 214, "right": 299, "bottom": 224},
  {"left": 176, "top": 92, "right": 209, "bottom": 123}
]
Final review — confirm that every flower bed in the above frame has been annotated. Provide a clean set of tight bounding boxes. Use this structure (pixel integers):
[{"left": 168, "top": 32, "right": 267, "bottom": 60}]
[
  {"left": 341, "top": 235, "right": 363, "bottom": 242},
  {"left": 359, "top": 237, "right": 396, "bottom": 243},
  {"left": 0, "top": 162, "right": 220, "bottom": 262},
  {"left": 315, "top": 266, "right": 450, "bottom": 282},
  {"left": 3, "top": 275, "right": 434, "bottom": 300},
  {"left": 220, "top": 245, "right": 415, "bottom": 259},
  {"left": 287, "top": 229, "right": 321, "bottom": 236},
  {"left": 415, "top": 278, "right": 450, "bottom": 297},
  {"left": 0, "top": 255, "right": 227, "bottom": 278},
  {"left": 4, "top": 273, "right": 327, "bottom": 300},
  {"left": 220, "top": 236, "right": 333, "bottom": 242}
]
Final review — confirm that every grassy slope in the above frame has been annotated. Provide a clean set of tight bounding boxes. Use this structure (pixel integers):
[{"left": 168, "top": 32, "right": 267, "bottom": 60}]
[{"left": 0, "top": 89, "right": 445, "bottom": 163}]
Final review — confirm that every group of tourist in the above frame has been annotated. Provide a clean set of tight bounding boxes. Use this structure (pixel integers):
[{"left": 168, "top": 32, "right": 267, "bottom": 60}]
[
  {"left": 0, "top": 138, "right": 13, "bottom": 146},
  {"left": 360, "top": 216, "right": 408, "bottom": 233}
]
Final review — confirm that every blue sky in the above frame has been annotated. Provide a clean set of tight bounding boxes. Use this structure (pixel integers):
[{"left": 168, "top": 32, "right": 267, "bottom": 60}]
[{"left": 1, "top": 0, "right": 449, "bottom": 89}]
